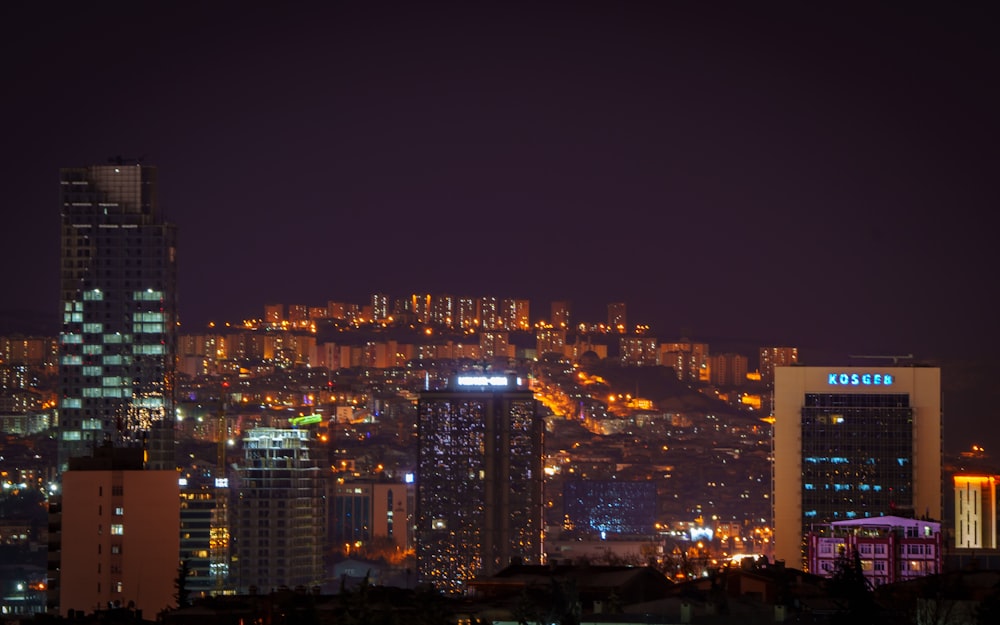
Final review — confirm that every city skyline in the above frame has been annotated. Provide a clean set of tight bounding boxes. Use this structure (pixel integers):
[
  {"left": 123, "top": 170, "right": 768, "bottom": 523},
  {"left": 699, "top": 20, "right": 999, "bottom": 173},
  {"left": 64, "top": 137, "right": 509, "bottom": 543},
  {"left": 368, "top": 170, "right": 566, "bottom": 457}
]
[{"left": 2, "top": 4, "right": 997, "bottom": 448}]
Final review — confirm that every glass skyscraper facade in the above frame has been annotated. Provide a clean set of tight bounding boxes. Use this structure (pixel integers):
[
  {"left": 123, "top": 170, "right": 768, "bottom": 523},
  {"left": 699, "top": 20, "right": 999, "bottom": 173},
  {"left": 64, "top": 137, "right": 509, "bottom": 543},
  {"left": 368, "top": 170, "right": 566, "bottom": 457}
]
[
  {"left": 57, "top": 163, "right": 177, "bottom": 471},
  {"left": 800, "top": 392, "right": 914, "bottom": 524},
  {"left": 416, "top": 375, "right": 542, "bottom": 594}
]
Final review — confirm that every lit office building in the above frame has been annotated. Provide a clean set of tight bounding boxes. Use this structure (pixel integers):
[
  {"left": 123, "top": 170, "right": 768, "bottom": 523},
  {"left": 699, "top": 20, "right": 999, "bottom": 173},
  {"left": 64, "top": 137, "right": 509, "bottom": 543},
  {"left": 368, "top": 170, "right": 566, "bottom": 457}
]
[
  {"left": 58, "top": 163, "right": 177, "bottom": 472},
  {"left": 954, "top": 474, "right": 997, "bottom": 549},
  {"left": 416, "top": 374, "right": 542, "bottom": 594},
  {"left": 564, "top": 480, "right": 657, "bottom": 536},
  {"left": 179, "top": 467, "right": 232, "bottom": 597},
  {"left": 232, "top": 428, "right": 324, "bottom": 593},
  {"left": 331, "top": 479, "right": 414, "bottom": 553},
  {"left": 773, "top": 366, "right": 942, "bottom": 569}
]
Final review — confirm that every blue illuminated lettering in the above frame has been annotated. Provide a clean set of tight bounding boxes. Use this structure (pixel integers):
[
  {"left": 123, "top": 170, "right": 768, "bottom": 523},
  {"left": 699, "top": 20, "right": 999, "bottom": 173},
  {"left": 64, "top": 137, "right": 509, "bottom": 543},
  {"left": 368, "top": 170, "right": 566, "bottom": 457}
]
[{"left": 827, "top": 372, "right": 894, "bottom": 386}]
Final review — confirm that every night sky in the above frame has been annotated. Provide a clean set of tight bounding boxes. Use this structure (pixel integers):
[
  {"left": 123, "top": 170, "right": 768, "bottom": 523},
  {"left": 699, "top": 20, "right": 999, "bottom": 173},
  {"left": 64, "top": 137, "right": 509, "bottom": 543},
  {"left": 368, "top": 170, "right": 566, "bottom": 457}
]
[{"left": 2, "top": 3, "right": 997, "bottom": 451}]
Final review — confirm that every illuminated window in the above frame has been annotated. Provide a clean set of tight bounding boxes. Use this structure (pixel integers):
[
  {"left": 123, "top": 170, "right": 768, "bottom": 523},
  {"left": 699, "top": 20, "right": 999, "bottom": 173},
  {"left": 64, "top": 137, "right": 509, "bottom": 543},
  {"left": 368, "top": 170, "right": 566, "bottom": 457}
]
[{"left": 111, "top": 524, "right": 124, "bottom": 535}]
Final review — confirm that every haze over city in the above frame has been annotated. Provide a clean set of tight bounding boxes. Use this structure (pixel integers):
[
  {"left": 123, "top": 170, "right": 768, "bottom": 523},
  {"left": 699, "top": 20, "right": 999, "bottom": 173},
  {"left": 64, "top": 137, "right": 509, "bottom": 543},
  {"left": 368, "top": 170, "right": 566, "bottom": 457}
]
[{"left": 2, "top": 2, "right": 997, "bottom": 452}]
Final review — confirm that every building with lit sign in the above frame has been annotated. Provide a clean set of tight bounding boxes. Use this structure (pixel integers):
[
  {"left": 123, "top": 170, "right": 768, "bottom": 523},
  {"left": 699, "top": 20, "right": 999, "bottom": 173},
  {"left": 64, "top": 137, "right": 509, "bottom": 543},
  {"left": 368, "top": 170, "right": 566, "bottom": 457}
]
[
  {"left": 416, "top": 374, "right": 542, "bottom": 594},
  {"left": 772, "top": 366, "right": 941, "bottom": 569},
  {"left": 57, "top": 163, "right": 177, "bottom": 472}
]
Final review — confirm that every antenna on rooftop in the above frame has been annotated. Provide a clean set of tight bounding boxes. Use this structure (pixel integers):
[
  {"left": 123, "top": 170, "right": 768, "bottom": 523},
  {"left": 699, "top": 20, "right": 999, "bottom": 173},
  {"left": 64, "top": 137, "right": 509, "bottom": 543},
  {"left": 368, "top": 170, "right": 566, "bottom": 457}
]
[{"left": 848, "top": 354, "right": 914, "bottom": 365}]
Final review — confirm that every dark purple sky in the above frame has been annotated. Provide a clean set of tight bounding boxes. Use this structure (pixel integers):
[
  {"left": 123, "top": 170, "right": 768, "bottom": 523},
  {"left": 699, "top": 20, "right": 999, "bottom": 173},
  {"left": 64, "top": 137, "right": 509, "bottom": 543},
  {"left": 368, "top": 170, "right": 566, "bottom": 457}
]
[{"left": 2, "top": 3, "right": 997, "bottom": 450}]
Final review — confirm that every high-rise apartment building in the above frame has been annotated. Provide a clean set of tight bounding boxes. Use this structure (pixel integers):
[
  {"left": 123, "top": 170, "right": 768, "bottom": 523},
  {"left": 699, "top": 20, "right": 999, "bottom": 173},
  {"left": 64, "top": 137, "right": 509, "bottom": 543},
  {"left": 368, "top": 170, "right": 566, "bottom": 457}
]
[
  {"left": 55, "top": 447, "right": 179, "bottom": 616},
  {"left": 456, "top": 297, "right": 478, "bottom": 330},
  {"left": 478, "top": 297, "right": 500, "bottom": 330},
  {"left": 536, "top": 328, "right": 567, "bottom": 358},
  {"left": 759, "top": 346, "right": 798, "bottom": 386},
  {"left": 619, "top": 336, "right": 659, "bottom": 366},
  {"left": 232, "top": 428, "right": 324, "bottom": 593},
  {"left": 58, "top": 164, "right": 177, "bottom": 472},
  {"left": 500, "top": 299, "right": 530, "bottom": 331},
  {"left": 430, "top": 294, "right": 455, "bottom": 327},
  {"left": 709, "top": 353, "right": 749, "bottom": 386},
  {"left": 550, "top": 300, "right": 571, "bottom": 329},
  {"left": 409, "top": 293, "right": 432, "bottom": 324},
  {"left": 607, "top": 302, "right": 627, "bottom": 332},
  {"left": 416, "top": 374, "right": 542, "bottom": 594},
  {"left": 772, "top": 366, "right": 942, "bottom": 569},
  {"left": 371, "top": 293, "right": 390, "bottom": 322},
  {"left": 660, "top": 341, "right": 710, "bottom": 382},
  {"left": 479, "top": 331, "right": 510, "bottom": 360}
]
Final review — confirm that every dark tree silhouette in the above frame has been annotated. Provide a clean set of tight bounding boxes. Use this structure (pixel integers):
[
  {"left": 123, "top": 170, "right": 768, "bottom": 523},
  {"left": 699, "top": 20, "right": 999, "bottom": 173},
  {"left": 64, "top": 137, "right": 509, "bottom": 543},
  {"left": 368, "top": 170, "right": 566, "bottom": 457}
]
[
  {"left": 174, "top": 559, "right": 191, "bottom": 608},
  {"left": 827, "top": 547, "right": 876, "bottom": 625}
]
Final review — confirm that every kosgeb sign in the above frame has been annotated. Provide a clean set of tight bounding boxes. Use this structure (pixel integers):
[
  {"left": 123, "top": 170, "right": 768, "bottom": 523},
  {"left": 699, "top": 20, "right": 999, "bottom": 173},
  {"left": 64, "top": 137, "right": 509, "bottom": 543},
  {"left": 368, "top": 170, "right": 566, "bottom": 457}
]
[{"left": 827, "top": 372, "right": 894, "bottom": 386}]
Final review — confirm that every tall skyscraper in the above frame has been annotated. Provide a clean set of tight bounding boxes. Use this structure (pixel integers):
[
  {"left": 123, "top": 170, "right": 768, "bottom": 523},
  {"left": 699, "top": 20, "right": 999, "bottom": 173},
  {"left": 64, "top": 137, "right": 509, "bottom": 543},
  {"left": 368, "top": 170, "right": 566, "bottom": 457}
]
[
  {"left": 232, "top": 428, "right": 324, "bottom": 593},
  {"left": 772, "top": 366, "right": 942, "bottom": 569},
  {"left": 57, "top": 163, "right": 177, "bottom": 472},
  {"left": 416, "top": 374, "right": 542, "bottom": 594}
]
